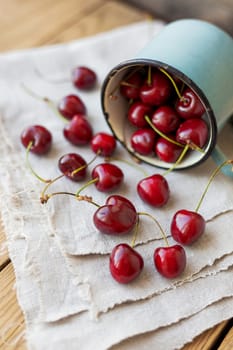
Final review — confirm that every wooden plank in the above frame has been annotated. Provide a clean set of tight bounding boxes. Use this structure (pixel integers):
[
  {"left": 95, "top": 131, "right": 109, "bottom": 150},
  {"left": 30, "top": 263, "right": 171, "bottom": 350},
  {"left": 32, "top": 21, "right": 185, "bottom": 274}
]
[
  {"left": 181, "top": 320, "right": 230, "bottom": 349},
  {"left": 0, "top": 220, "right": 9, "bottom": 270},
  {"left": 0, "top": 263, "right": 26, "bottom": 350},
  {"left": 218, "top": 325, "right": 233, "bottom": 349},
  {"left": 0, "top": 0, "right": 105, "bottom": 51},
  {"left": 47, "top": 0, "right": 149, "bottom": 44}
]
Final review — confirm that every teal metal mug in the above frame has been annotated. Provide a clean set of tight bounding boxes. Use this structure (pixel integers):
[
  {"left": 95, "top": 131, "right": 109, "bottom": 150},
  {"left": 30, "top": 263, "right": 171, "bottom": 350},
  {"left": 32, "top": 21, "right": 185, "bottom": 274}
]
[{"left": 101, "top": 19, "right": 233, "bottom": 176}]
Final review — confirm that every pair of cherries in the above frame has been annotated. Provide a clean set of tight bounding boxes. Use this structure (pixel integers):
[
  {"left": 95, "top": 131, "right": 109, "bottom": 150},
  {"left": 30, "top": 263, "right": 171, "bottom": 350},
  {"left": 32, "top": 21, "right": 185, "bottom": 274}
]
[
  {"left": 120, "top": 67, "right": 208, "bottom": 164},
  {"left": 95, "top": 194, "right": 188, "bottom": 284}
]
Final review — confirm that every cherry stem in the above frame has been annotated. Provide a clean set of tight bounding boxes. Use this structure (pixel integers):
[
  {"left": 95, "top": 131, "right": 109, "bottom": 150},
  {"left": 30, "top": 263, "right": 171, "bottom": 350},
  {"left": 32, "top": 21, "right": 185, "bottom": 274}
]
[
  {"left": 138, "top": 212, "right": 169, "bottom": 246},
  {"left": 75, "top": 177, "right": 99, "bottom": 196},
  {"left": 145, "top": 115, "right": 184, "bottom": 147},
  {"left": 159, "top": 68, "right": 182, "bottom": 99},
  {"left": 186, "top": 141, "right": 205, "bottom": 154},
  {"left": 130, "top": 215, "right": 140, "bottom": 248},
  {"left": 105, "top": 156, "right": 148, "bottom": 177},
  {"left": 180, "top": 81, "right": 185, "bottom": 95},
  {"left": 194, "top": 159, "right": 233, "bottom": 213},
  {"left": 129, "top": 98, "right": 134, "bottom": 105},
  {"left": 26, "top": 141, "right": 50, "bottom": 183},
  {"left": 145, "top": 115, "right": 204, "bottom": 154},
  {"left": 162, "top": 143, "right": 190, "bottom": 176},
  {"left": 40, "top": 174, "right": 65, "bottom": 202},
  {"left": 71, "top": 151, "right": 100, "bottom": 177},
  {"left": 148, "top": 65, "right": 152, "bottom": 85},
  {"left": 109, "top": 65, "right": 144, "bottom": 99},
  {"left": 120, "top": 82, "right": 137, "bottom": 88},
  {"left": 41, "top": 191, "right": 100, "bottom": 207},
  {"left": 77, "top": 195, "right": 100, "bottom": 207},
  {"left": 21, "top": 83, "right": 68, "bottom": 123}
]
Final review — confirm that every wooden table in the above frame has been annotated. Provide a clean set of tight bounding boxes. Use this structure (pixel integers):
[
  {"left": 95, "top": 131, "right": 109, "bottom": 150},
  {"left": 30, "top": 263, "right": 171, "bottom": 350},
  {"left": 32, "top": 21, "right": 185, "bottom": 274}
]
[{"left": 0, "top": 1, "right": 232, "bottom": 349}]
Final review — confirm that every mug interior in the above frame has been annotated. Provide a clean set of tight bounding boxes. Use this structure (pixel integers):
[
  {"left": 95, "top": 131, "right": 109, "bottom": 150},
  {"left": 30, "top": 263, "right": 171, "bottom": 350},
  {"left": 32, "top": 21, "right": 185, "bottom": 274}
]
[{"left": 101, "top": 60, "right": 217, "bottom": 170}]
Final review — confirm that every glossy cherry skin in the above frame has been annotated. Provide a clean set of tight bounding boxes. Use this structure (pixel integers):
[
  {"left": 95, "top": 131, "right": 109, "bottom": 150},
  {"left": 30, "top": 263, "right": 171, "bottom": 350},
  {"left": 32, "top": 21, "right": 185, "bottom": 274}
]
[
  {"left": 72, "top": 66, "right": 97, "bottom": 90},
  {"left": 137, "top": 174, "right": 170, "bottom": 207},
  {"left": 58, "top": 94, "right": 86, "bottom": 120},
  {"left": 120, "top": 71, "right": 143, "bottom": 100},
  {"left": 176, "top": 88, "right": 205, "bottom": 119},
  {"left": 93, "top": 195, "right": 137, "bottom": 235},
  {"left": 171, "top": 209, "right": 206, "bottom": 245},
  {"left": 58, "top": 153, "right": 87, "bottom": 181},
  {"left": 110, "top": 243, "right": 144, "bottom": 283},
  {"left": 106, "top": 194, "right": 136, "bottom": 211},
  {"left": 140, "top": 70, "right": 172, "bottom": 106},
  {"left": 154, "top": 244, "right": 186, "bottom": 278},
  {"left": 151, "top": 105, "right": 180, "bottom": 134},
  {"left": 21, "top": 125, "right": 52, "bottom": 154},
  {"left": 91, "top": 163, "right": 124, "bottom": 192},
  {"left": 127, "top": 101, "right": 153, "bottom": 128},
  {"left": 131, "top": 128, "right": 157, "bottom": 155},
  {"left": 176, "top": 118, "right": 208, "bottom": 148},
  {"left": 155, "top": 136, "right": 183, "bottom": 163},
  {"left": 91, "top": 132, "right": 116, "bottom": 157},
  {"left": 63, "top": 114, "right": 93, "bottom": 146}
]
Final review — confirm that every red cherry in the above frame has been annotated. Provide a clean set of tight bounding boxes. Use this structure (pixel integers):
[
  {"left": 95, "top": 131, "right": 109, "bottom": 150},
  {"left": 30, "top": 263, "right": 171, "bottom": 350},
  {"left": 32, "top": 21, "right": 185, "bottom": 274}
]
[
  {"left": 106, "top": 194, "right": 136, "bottom": 211},
  {"left": 140, "top": 70, "right": 172, "bottom": 106},
  {"left": 58, "top": 94, "right": 86, "bottom": 120},
  {"left": 151, "top": 105, "right": 181, "bottom": 134},
  {"left": 154, "top": 244, "right": 186, "bottom": 278},
  {"left": 91, "top": 132, "right": 116, "bottom": 157},
  {"left": 110, "top": 243, "right": 144, "bottom": 283},
  {"left": 21, "top": 125, "right": 52, "bottom": 154},
  {"left": 127, "top": 101, "right": 153, "bottom": 128},
  {"left": 58, "top": 153, "right": 87, "bottom": 181},
  {"left": 63, "top": 114, "right": 93, "bottom": 146},
  {"left": 176, "top": 118, "right": 208, "bottom": 148},
  {"left": 176, "top": 88, "right": 205, "bottom": 119},
  {"left": 91, "top": 163, "right": 124, "bottom": 192},
  {"left": 137, "top": 174, "right": 170, "bottom": 207},
  {"left": 131, "top": 128, "right": 157, "bottom": 155},
  {"left": 155, "top": 136, "right": 183, "bottom": 163},
  {"left": 93, "top": 195, "right": 137, "bottom": 235},
  {"left": 171, "top": 209, "right": 206, "bottom": 245},
  {"left": 72, "top": 66, "right": 97, "bottom": 90},
  {"left": 120, "top": 71, "right": 143, "bottom": 100}
]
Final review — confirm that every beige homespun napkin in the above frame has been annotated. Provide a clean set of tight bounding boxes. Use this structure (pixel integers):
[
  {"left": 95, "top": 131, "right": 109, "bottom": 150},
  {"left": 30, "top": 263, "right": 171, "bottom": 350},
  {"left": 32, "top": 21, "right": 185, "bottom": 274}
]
[
  {"left": 25, "top": 268, "right": 233, "bottom": 350},
  {"left": 0, "top": 20, "right": 233, "bottom": 350}
]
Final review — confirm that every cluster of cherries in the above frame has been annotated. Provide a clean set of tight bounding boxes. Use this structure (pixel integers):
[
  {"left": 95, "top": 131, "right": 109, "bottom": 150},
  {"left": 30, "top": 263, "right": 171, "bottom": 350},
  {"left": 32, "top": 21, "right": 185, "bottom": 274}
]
[
  {"left": 20, "top": 64, "right": 229, "bottom": 285},
  {"left": 120, "top": 66, "right": 208, "bottom": 163}
]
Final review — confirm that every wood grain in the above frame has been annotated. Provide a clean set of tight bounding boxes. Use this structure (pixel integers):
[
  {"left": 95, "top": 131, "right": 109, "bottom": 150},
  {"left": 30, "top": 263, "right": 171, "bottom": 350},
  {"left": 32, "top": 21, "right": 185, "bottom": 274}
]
[
  {"left": 0, "top": 264, "right": 26, "bottom": 350},
  {"left": 0, "top": 1, "right": 232, "bottom": 349},
  {"left": 47, "top": 0, "right": 149, "bottom": 44},
  {"left": 0, "top": 219, "right": 9, "bottom": 270},
  {"left": 182, "top": 320, "right": 229, "bottom": 350},
  {"left": 0, "top": 0, "right": 104, "bottom": 51},
  {"left": 218, "top": 324, "right": 233, "bottom": 350}
]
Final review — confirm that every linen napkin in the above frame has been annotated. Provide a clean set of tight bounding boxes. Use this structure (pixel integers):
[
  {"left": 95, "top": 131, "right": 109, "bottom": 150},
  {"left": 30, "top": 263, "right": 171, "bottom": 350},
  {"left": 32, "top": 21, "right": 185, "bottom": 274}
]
[
  {"left": 0, "top": 20, "right": 233, "bottom": 350},
  {"left": 25, "top": 267, "right": 233, "bottom": 350}
]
